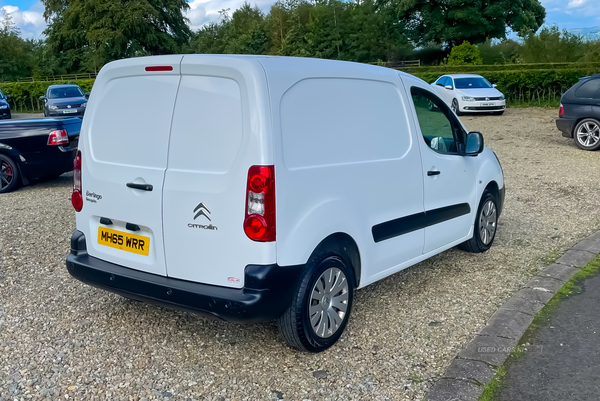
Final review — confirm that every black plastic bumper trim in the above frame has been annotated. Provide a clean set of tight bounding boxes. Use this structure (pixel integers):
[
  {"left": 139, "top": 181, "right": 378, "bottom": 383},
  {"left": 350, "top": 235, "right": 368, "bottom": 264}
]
[{"left": 66, "top": 231, "right": 303, "bottom": 324}]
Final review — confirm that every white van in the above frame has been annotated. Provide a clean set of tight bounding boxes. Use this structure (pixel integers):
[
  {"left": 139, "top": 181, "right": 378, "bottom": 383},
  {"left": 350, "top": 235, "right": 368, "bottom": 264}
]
[{"left": 66, "top": 55, "right": 504, "bottom": 352}]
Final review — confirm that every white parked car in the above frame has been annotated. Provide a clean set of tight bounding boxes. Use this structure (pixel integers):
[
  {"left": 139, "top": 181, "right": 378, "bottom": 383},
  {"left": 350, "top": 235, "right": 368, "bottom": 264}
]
[
  {"left": 66, "top": 55, "right": 505, "bottom": 353},
  {"left": 431, "top": 74, "right": 506, "bottom": 116}
]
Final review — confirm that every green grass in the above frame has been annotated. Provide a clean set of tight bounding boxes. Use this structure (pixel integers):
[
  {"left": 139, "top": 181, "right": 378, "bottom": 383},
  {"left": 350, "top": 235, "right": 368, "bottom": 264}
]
[
  {"left": 478, "top": 254, "right": 600, "bottom": 400},
  {"left": 507, "top": 100, "right": 560, "bottom": 109}
]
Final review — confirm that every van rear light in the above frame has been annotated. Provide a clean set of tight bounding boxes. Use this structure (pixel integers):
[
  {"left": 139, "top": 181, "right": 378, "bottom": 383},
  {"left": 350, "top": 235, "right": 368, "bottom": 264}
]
[
  {"left": 72, "top": 150, "right": 83, "bottom": 212},
  {"left": 48, "top": 129, "right": 69, "bottom": 145},
  {"left": 559, "top": 104, "right": 564, "bottom": 118},
  {"left": 244, "top": 165, "right": 275, "bottom": 242},
  {"left": 145, "top": 66, "right": 173, "bottom": 72}
]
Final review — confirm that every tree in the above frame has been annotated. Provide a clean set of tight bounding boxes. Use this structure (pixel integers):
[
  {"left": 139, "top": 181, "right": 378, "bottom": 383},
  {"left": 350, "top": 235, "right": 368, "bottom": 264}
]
[
  {"left": 0, "top": 10, "right": 38, "bottom": 80},
  {"left": 520, "top": 25, "right": 585, "bottom": 63},
  {"left": 394, "top": 0, "right": 546, "bottom": 47},
  {"left": 42, "top": 0, "right": 192, "bottom": 73},
  {"left": 447, "top": 41, "right": 483, "bottom": 65}
]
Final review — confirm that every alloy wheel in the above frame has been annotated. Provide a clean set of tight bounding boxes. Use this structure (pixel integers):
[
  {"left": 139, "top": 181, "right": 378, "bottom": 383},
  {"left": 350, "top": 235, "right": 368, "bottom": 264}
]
[
  {"left": 576, "top": 121, "right": 600, "bottom": 148},
  {"left": 309, "top": 267, "right": 349, "bottom": 338},
  {"left": 0, "top": 159, "right": 14, "bottom": 190},
  {"left": 451, "top": 99, "right": 458, "bottom": 113}
]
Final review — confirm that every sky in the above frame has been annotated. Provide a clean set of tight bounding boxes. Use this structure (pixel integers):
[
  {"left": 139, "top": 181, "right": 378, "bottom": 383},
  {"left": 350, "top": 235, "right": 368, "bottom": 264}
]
[{"left": 0, "top": 0, "right": 599, "bottom": 40}]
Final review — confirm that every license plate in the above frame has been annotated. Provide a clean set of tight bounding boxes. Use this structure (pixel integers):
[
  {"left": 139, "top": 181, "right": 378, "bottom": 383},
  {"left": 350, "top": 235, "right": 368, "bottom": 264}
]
[
  {"left": 63, "top": 109, "right": 78, "bottom": 113},
  {"left": 481, "top": 103, "right": 495, "bottom": 107},
  {"left": 98, "top": 227, "right": 150, "bottom": 256}
]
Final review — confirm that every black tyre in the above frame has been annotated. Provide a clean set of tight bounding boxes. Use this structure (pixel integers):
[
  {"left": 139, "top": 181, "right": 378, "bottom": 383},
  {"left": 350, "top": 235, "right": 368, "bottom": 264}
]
[
  {"left": 277, "top": 252, "right": 354, "bottom": 353},
  {"left": 451, "top": 99, "right": 463, "bottom": 116},
  {"left": 460, "top": 190, "right": 498, "bottom": 253},
  {"left": 573, "top": 118, "right": 600, "bottom": 151},
  {"left": 0, "top": 154, "right": 20, "bottom": 193}
]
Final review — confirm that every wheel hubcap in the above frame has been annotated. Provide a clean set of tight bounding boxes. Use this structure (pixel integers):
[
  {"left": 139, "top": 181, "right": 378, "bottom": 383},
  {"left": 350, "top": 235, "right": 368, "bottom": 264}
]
[
  {"left": 576, "top": 122, "right": 600, "bottom": 147},
  {"left": 479, "top": 200, "right": 497, "bottom": 245},
  {"left": 309, "top": 267, "right": 349, "bottom": 338},
  {"left": 0, "top": 160, "right": 13, "bottom": 190},
  {"left": 452, "top": 100, "right": 458, "bottom": 112}
]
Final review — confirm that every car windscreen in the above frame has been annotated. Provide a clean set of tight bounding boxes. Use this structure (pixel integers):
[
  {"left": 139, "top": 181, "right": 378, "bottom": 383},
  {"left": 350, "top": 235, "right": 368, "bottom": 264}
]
[
  {"left": 454, "top": 78, "right": 493, "bottom": 89},
  {"left": 0, "top": 90, "right": 5, "bottom": 99},
  {"left": 48, "top": 87, "right": 84, "bottom": 99}
]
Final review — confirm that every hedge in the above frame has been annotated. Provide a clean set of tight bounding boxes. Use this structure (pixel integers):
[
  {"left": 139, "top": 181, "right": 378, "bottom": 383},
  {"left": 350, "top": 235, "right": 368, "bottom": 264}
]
[
  {"left": 398, "top": 62, "right": 600, "bottom": 74},
  {"left": 0, "top": 79, "right": 95, "bottom": 113}
]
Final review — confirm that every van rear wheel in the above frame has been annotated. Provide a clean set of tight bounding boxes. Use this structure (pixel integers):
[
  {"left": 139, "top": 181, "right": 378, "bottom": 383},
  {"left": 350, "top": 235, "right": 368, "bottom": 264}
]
[{"left": 277, "top": 253, "right": 354, "bottom": 353}]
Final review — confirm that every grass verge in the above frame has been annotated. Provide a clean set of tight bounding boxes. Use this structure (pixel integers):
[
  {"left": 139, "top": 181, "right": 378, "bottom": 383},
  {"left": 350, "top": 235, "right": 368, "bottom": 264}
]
[{"left": 478, "top": 254, "right": 600, "bottom": 401}]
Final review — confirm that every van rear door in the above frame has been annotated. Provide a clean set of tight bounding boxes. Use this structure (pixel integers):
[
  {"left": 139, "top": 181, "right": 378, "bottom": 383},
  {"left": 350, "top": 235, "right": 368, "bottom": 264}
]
[
  {"left": 161, "top": 56, "right": 275, "bottom": 289},
  {"left": 78, "top": 56, "right": 182, "bottom": 276}
]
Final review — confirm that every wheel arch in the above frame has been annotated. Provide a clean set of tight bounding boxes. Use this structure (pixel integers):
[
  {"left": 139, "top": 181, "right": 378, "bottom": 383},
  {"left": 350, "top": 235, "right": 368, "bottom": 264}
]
[
  {"left": 483, "top": 180, "right": 504, "bottom": 216},
  {"left": 309, "top": 233, "right": 361, "bottom": 289}
]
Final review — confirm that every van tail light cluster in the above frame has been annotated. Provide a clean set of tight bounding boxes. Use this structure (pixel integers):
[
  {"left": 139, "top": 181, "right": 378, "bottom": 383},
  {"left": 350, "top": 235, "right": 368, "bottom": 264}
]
[
  {"left": 72, "top": 150, "right": 83, "bottom": 212},
  {"left": 48, "top": 129, "right": 69, "bottom": 146},
  {"left": 244, "top": 165, "right": 275, "bottom": 242},
  {"left": 559, "top": 104, "right": 564, "bottom": 118}
]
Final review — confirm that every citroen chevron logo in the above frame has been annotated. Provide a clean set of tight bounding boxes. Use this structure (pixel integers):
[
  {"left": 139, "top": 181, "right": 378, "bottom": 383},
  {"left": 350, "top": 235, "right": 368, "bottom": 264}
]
[{"left": 193, "top": 202, "right": 211, "bottom": 221}]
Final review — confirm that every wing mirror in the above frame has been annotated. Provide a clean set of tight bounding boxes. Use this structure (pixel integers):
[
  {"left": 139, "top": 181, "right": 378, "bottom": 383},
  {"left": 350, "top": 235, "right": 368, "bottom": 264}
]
[
  {"left": 39, "top": 96, "right": 46, "bottom": 100},
  {"left": 445, "top": 85, "right": 453, "bottom": 90},
  {"left": 492, "top": 84, "right": 497, "bottom": 88},
  {"left": 465, "top": 131, "right": 484, "bottom": 156}
]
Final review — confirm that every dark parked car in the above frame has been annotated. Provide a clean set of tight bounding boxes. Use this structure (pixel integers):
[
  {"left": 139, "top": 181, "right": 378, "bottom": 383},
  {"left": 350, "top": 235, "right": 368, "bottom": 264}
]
[
  {"left": 0, "top": 89, "right": 11, "bottom": 120},
  {"left": 0, "top": 117, "right": 81, "bottom": 193},
  {"left": 557, "top": 75, "right": 600, "bottom": 151},
  {"left": 41, "top": 84, "right": 88, "bottom": 117}
]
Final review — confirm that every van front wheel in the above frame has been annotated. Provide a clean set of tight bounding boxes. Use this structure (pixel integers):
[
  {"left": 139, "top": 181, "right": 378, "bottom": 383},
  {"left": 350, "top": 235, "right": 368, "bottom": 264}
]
[
  {"left": 277, "top": 253, "right": 354, "bottom": 353},
  {"left": 460, "top": 190, "right": 498, "bottom": 253}
]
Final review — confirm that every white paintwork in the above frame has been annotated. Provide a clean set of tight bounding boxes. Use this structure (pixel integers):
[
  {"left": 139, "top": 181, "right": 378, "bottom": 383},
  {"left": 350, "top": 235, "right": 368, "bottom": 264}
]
[
  {"left": 77, "top": 55, "right": 504, "bottom": 293},
  {"left": 431, "top": 74, "right": 506, "bottom": 114}
]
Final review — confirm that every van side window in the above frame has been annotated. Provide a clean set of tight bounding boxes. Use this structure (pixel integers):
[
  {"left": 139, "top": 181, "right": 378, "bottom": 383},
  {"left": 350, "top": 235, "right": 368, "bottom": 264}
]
[{"left": 410, "top": 87, "right": 461, "bottom": 155}]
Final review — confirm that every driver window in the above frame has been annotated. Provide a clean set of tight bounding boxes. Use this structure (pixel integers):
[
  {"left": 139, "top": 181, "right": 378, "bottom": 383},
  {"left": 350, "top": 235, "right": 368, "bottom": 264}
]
[{"left": 411, "top": 87, "right": 459, "bottom": 155}]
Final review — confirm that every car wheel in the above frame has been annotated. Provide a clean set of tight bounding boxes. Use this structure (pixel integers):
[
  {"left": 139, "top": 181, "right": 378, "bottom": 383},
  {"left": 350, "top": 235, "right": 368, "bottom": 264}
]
[
  {"left": 427, "top": 100, "right": 436, "bottom": 111},
  {"left": 451, "top": 99, "right": 463, "bottom": 116},
  {"left": 0, "top": 154, "right": 20, "bottom": 193},
  {"left": 573, "top": 118, "right": 600, "bottom": 151},
  {"left": 277, "top": 252, "right": 354, "bottom": 353},
  {"left": 459, "top": 190, "right": 498, "bottom": 253}
]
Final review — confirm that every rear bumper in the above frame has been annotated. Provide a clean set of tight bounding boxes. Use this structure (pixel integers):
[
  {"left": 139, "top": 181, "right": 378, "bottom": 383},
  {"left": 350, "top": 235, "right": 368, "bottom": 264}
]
[
  {"left": 556, "top": 118, "right": 576, "bottom": 138},
  {"left": 66, "top": 231, "right": 303, "bottom": 324}
]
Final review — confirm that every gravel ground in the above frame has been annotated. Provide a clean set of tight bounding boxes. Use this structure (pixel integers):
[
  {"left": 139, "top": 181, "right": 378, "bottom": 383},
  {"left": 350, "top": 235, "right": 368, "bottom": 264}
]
[{"left": 1, "top": 108, "right": 600, "bottom": 401}]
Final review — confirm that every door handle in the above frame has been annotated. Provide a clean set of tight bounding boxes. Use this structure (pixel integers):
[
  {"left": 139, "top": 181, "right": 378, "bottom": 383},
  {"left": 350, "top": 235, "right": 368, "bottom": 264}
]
[
  {"left": 126, "top": 182, "right": 153, "bottom": 191},
  {"left": 427, "top": 170, "right": 441, "bottom": 176}
]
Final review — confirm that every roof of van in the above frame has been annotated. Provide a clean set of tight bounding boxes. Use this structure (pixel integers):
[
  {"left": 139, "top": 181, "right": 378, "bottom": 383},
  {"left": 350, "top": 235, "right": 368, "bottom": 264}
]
[{"left": 102, "top": 54, "right": 427, "bottom": 86}]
